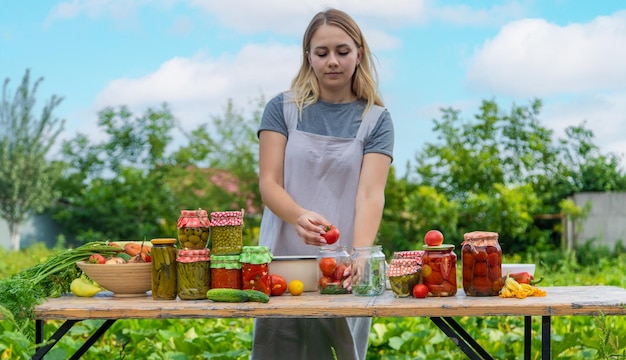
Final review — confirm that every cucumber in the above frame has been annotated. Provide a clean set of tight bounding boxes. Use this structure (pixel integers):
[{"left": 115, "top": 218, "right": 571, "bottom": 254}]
[
  {"left": 206, "top": 288, "right": 249, "bottom": 302},
  {"left": 243, "top": 289, "right": 270, "bottom": 303}
]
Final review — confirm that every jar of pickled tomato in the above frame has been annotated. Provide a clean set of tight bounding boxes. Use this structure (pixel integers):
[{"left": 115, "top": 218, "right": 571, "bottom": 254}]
[
  {"left": 422, "top": 244, "right": 457, "bottom": 297},
  {"left": 240, "top": 246, "right": 273, "bottom": 295},
  {"left": 462, "top": 231, "right": 502, "bottom": 296},
  {"left": 210, "top": 254, "right": 242, "bottom": 289},
  {"left": 317, "top": 245, "right": 351, "bottom": 295}
]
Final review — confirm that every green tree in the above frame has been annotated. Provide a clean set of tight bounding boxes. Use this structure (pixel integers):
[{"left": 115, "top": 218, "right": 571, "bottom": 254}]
[
  {"left": 52, "top": 98, "right": 264, "bottom": 244},
  {"left": 0, "top": 69, "right": 64, "bottom": 250},
  {"left": 52, "top": 104, "right": 179, "bottom": 242},
  {"left": 410, "top": 98, "right": 626, "bottom": 253}
]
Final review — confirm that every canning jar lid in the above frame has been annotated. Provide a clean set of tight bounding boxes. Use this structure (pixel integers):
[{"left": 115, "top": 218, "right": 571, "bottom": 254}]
[
  {"left": 151, "top": 238, "right": 177, "bottom": 245},
  {"left": 422, "top": 244, "right": 455, "bottom": 251},
  {"left": 240, "top": 246, "right": 272, "bottom": 264}
]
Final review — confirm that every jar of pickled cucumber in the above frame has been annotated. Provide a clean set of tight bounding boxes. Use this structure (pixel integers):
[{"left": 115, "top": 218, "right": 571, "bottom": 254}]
[
  {"left": 351, "top": 245, "right": 386, "bottom": 296},
  {"left": 317, "top": 245, "right": 351, "bottom": 295},
  {"left": 210, "top": 254, "right": 242, "bottom": 289},
  {"left": 422, "top": 244, "right": 457, "bottom": 297},
  {"left": 177, "top": 209, "right": 210, "bottom": 250},
  {"left": 150, "top": 238, "right": 178, "bottom": 300},
  {"left": 176, "top": 249, "right": 210, "bottom": 300},
  {"left": 462, "top": 231, "right": 502, "bottom": 296},
  {"left": 387, "top": 258, "right": 421, "bottom": 298},
  {"left": 240, "top": 246, "right": 273, "bottom": 295},
  {"left": 210, "top": 210, "right": 244, "bottom": 255}
]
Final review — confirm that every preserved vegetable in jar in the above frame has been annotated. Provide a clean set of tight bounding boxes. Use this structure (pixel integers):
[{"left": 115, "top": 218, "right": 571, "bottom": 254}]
[
  {"left": 210, "top": 254, "right": 242, "bottom": 289},
  {"left": 462, "top": 231, "right": 502, "bottom": 296},
  {"left": 177, "top": 209, "right": 210, "bottom": 250},
  {"left": 210, "top": 210, "right": 244, "bottom": 255},
  {"left": 422, "top": 244, "right": 457, "bottom": 297},
  {"left": 176, "top": 249, "right": 210, "bottom": 300},
  {"left": 151, "top": 238, "right": 178, "bottom": 300},
  {"left": 387, "top": 258, "right": 421, "bottom": 298},
  {"left": 351, "top": 245, "right": 386, "bottom": 296},
  {"left": 317, "top": 246, "right": 351, "bottom": 295},
  {"left": 240, "top": 246, "right": 273, "bottom": 295}
]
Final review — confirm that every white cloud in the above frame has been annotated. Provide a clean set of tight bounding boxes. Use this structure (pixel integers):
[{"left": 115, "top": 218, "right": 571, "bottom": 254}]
[
  {"left": 544, "top": 92, "right": 626, "bottom": 160},
  {"left": 466, "top": 10, "right": 626, "bottom": 97},
  {"left": 93, "top": 43, "right": 300, "bottom": 129},
  {"left": 432, "top": 0, "right": 529, "bottom": 27}
]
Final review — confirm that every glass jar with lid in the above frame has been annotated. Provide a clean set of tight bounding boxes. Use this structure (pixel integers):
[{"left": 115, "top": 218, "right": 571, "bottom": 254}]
[
  {"left": 210, "top": 254, "right": 242, "bottom": 289},
  {"left": 351, "top": 245, "right": 386, "bottom": 296},
  {"left": 150, "top": 238, "right": 178, "bottom": 300},
  {"left": 462, "top": 231, "right": 502, "bottom": 296},
  {"left": 387, "top": 258, "right": 421, "bottom": 298},
  {"left": 240, "top": 246, "right": 273, "bottom": 295},
  {"left": 177, "top": 209, "right": 210, "bottom": 250},
  {"left": 317, "top": 245, "right": 351, "bottom": 295},
  {"left": 422, "top": 244, "right": 457, "bottom": 297},
  {"left": 176, "top": 248, "right": 210, "bottom": 300},
  {"left": 210, "top": 210, "right": 244, "bottom": 255}
]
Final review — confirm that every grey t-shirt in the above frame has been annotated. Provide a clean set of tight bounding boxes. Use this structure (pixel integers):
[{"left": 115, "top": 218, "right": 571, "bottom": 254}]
[{"left": 258, "top": 92, "right": 394, "bottom": 161}]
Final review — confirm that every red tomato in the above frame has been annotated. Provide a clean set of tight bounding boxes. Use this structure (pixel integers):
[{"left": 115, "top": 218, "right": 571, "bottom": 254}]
[
  {"left": 424, "top": 230, "right": 444, "bottom": 246},
  {"left": 319, "top": 276, "right": 332, "bottom": 289},
  {"left": 322, "top": 225, "right": 340, "bottom": 245},
  {"left": 413, "top": 284, "right": 428, "bottom": 298},
  {"left": 88, "top": 254, "right": 106, "bottom": 264},
  {"left": 319, "top": 257, "right": 337, "bottom": 277},
  {"left": 269, "top": 274, "right": 288, "bottom": 296},
  {"left": 334, "top": 264, "right": 347, "bottom": 281}
]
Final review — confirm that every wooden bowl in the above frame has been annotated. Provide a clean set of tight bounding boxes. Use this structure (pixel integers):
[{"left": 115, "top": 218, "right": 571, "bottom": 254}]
[{"left": 77, "top": 261, "right": 152, "bottom": 297}]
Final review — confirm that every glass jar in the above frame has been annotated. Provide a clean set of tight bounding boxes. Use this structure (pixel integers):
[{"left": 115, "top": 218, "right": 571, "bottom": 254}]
[
  {"left": 387, "top": 258, "right": 421, "bottom": 298},
  {"left": 150, "top": 238, "right": 178, "bottom": 300},
  {"left": 351, "top": 245, "right": 386, "bottom": 296},
  {"left": 317, "top": 245, "right": 351, "bottom": 295},
  {"left": 210, "top": 210, "right": 244, "bottom": 255},
  {"left": 462, "top": 231, "right": 503, "bottom": 296},
  {"left": 177, "top": 209, "right": 211, "bottom": 250},
  {"left": 422, "top": 244, "right": 457, "bottom": 297},
  {"left": 210, "top": 254, "right": 242, "bottom": 289},
  {"left": 176, "top": 249, "right": 210, "bottom": 300},
  {"left": 240, "top": 246, "right": 273, "bottom": 295}
]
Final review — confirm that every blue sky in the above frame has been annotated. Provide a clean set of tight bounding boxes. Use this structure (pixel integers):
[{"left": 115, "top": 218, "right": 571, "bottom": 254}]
[{"left": 2, "top": 0, "right": 626, "bottom": 176}]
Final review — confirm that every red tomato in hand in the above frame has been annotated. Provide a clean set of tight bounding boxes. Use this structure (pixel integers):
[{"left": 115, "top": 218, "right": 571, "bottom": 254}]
[
  {"left": 424, "top": 230, "right": 444, "bottom": 246},
  {"left": 413, "top": 284, "right": 428, "bottom": 298},
  {"left": 88, "top": 254, "right": 106, "bottom": 264},
  {"left": 269, "top": 274, "right": 288, "bottom": 296},
  {"left": 319, "top": 257, "right": 337, "bottom": 277},
  {"left": 322, "top": 225, "right": 340, "bottom": 245}
]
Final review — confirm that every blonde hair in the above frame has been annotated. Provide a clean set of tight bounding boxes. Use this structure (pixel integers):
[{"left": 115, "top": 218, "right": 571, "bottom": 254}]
[{"left": 290, "top": 8, "right": 383, "bottom": 117}]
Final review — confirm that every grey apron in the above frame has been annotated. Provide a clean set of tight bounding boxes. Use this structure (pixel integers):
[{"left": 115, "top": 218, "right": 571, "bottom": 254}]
[{"left": 253, "top": 93, "right": 384, "bottom": 360}]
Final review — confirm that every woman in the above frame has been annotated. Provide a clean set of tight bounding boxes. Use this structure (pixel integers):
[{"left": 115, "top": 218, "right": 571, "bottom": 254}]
[{"left": 253, "top": 8, "right": 394, "bottom": 360}]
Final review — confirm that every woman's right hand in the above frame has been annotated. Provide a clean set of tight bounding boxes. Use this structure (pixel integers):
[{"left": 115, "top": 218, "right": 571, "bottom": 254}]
[{"left": 295, "top": 211, "right": 331, "bottom": 246}]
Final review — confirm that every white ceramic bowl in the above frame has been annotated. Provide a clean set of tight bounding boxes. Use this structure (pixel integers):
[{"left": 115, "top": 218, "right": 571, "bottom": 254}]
[
  {"left": 268, "top": 256, "right": 318, "bottom": 292},
  {"left": 502, "top": 263, "right": 536, "bottom": 276}
]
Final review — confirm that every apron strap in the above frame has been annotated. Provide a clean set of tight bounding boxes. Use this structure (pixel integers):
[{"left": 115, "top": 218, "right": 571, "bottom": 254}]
[{"left": 282, "top": 91, "right": 385, "bottom": 139}]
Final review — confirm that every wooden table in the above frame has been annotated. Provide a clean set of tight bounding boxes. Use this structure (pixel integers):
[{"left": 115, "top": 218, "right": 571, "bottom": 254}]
[{"left": 33, "top": 286, "right": 626, "bottom": 359}]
